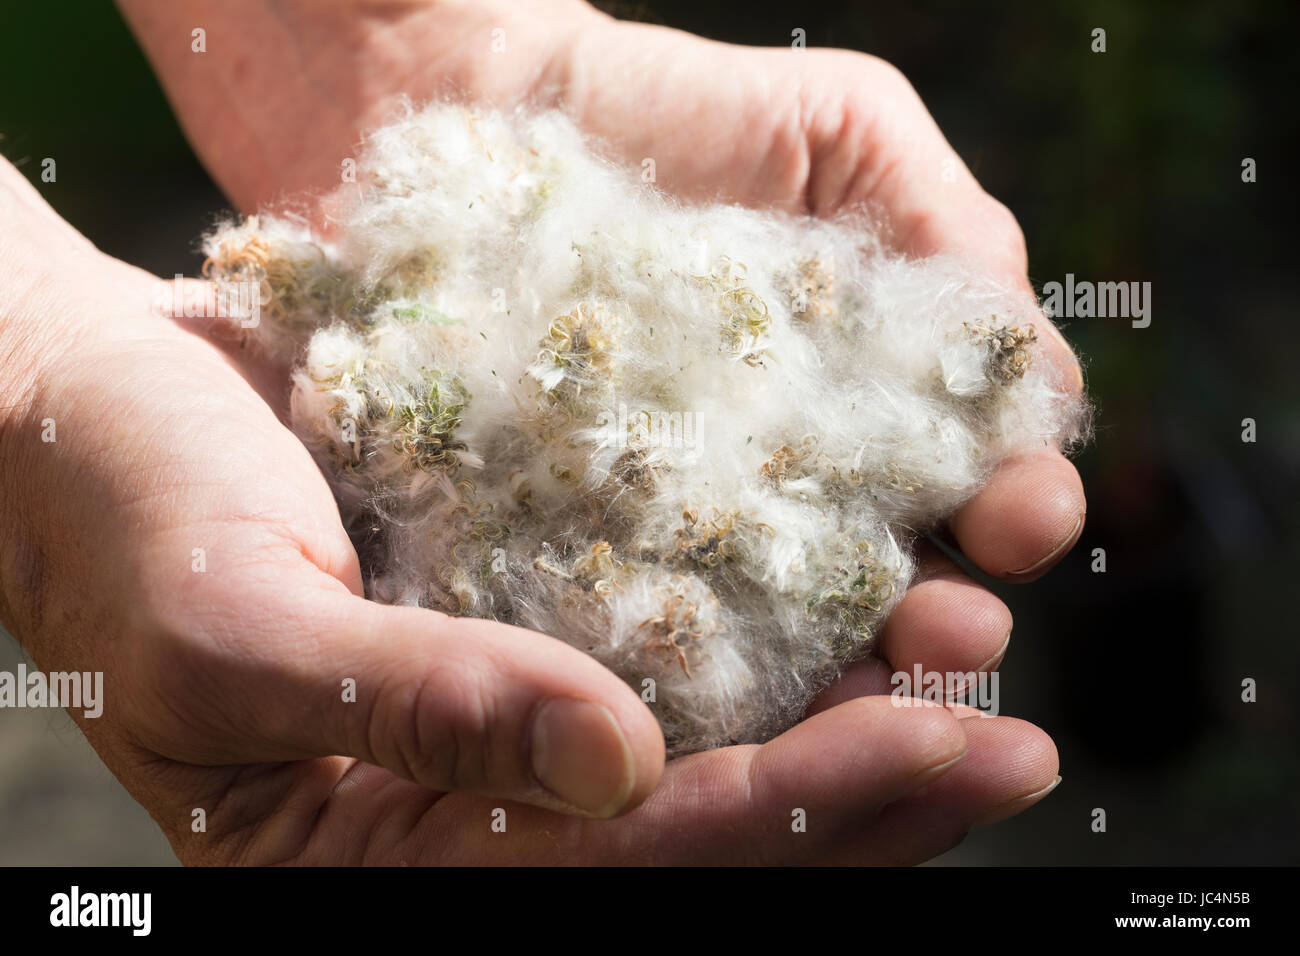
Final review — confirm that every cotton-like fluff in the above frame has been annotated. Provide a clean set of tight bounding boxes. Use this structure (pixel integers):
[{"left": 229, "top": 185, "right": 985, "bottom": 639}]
[{"left": 203, "top": 103, "right": 1088, "bottom": 755}]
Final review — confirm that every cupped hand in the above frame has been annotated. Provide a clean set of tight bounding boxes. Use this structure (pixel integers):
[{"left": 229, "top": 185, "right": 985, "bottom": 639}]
[
  {"left": 130, "top": 0, "right": 1079, "bottom": 778},
  {"left": 1, "top": 0, "right": 1080, "bottom": 865},
  {"left": 0, "top": 149, "right": 1058, "bottom": 864}
]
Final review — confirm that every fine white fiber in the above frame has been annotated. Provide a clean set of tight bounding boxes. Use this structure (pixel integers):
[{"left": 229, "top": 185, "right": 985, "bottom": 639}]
[{"left": 203, "top": 103, "right": 1088, "bottom": 755}]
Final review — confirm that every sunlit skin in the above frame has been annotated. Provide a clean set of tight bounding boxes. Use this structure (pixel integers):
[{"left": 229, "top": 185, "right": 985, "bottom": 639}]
[{"left": 0, "top": 0, "right": 1081, "bottom": 864}]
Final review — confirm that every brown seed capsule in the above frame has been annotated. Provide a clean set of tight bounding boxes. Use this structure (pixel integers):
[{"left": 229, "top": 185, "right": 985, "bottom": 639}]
[{"left": 966, "top": 318, "right": 1037, "bottom": 385}]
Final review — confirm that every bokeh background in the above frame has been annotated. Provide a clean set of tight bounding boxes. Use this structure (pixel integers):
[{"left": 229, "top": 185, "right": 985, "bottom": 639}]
[{"left": 1, "top": 0, "right": 1296, "bottom": 865}]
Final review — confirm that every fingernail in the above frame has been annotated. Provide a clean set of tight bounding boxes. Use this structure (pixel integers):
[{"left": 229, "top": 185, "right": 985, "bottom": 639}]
[
  {"left": 910, "top": 748, "right": 969, "bottom": 788},
  {"left": 948, "top": 631, "right": 1011, "bottom": 702},
  {"left": 1007, "top": 513, "right": 1084, "bottom": 578},
  {"left": 975, "top": 630, "right": 1012, "bottom": 673},
  {"left": 971, "top": 774, "right": 1062, "bottom": 829},
  {"left": 530, "top": 698, "right": 636, "bottom": 818}
]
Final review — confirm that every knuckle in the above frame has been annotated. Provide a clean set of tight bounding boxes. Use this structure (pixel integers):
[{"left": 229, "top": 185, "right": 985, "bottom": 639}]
[{"left": 381, "top": 663, "right": 497, "bottom": 792}]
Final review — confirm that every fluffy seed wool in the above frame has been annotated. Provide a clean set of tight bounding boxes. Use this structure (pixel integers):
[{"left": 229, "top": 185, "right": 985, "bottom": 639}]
[{"left": 204, "top": 104, "right": 1087, "bottom": 755}]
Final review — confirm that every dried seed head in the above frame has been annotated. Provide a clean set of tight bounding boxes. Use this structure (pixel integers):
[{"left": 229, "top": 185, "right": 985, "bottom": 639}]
[
  {"left": 393, "top": 372, "right": 469, "bottom": 472},
  {"left": 639, "top": 583, "right": 721, "bottom": 678},
  {"left": 572, "top": 540, "right": 618, "bottom": 585},
  {"left": 674, "top": 508, "right": 739, "bottom": 568},
  {"left": 808, "top": 542, "right": 899, "bottom": 645},
  {"left": 760, "top": 436, "right": 822, "bottom": 486},
  {"left": 532, "top": 302, "right": 615, "bottom": 402},
  {"left": 610, "top": 447, "right": 657, "bottom": 490},
  {"left": 698, "top": 259, "right": 771, "bottom": 364},
  {"left": 967, "top": 319, "right": 1038, "bottom": 385}
]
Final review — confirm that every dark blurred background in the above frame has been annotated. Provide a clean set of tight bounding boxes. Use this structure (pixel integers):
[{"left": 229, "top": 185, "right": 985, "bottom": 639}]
[{"left": 1, "top": 0, "right": 1296, "bottom": 865}]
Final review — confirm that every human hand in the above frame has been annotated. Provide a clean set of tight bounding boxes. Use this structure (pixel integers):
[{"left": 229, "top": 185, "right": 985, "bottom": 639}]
[
  {"left": 9, "top": 0, "right": 1077, "bottom": 864},
  {"left": 0, "top": 150, "right": 1059, "bottom": 864}
]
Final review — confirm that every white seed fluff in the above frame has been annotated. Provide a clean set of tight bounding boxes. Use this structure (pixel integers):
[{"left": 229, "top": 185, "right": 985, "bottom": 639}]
[{"left": 204, "top": 104, "right": 1087, "bottom": 755}]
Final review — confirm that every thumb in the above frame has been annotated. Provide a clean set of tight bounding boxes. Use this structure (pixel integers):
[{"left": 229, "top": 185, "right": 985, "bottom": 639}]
[{"left": 256, "top": 589, "right": 667, "bottom": 819}]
